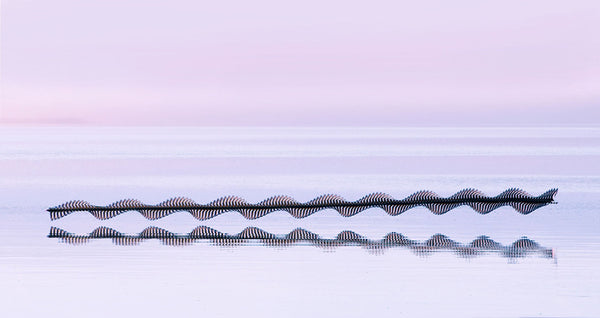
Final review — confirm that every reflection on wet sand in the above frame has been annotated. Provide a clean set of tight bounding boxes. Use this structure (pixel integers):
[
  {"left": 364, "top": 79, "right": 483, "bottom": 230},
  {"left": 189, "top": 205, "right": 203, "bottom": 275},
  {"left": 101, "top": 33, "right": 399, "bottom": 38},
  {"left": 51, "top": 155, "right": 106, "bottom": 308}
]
[{"left": 49, "top": 226, "right": 553, "bottom": 259}]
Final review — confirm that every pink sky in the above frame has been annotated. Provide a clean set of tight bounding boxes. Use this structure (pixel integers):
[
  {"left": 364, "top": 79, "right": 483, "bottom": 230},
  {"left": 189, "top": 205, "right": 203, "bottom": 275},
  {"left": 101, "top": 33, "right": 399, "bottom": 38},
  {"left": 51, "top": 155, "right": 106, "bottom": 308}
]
[{"left": 1, "top": 0, "right": 599, "bottom": 126}]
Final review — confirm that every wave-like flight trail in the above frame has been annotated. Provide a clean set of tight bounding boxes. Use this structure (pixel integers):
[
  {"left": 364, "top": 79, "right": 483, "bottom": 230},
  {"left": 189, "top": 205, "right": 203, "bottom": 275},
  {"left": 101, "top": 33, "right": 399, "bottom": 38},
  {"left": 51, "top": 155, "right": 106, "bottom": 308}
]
[
  {"left": 48, "top": 188, "right": 558, "bottom": 220},
  {"left": 48, "top": 226, "right": 553, "bottom": 258}
]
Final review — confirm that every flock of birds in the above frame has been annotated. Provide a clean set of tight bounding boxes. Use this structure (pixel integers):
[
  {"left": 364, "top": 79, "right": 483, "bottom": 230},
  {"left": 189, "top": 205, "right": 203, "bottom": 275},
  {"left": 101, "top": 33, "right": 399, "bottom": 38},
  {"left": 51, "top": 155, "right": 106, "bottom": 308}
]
[
  {"left": 47, "top": 188, "right": 557, "bottom": 258},
  {"left": 47, "top": 188, "right": 558, "bottom": 220}
]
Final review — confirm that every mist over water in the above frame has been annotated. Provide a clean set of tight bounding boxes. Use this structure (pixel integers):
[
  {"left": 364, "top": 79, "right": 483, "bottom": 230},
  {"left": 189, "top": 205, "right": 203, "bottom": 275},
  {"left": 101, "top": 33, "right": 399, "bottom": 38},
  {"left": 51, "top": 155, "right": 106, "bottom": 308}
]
[{"left": 0, "top": 127, "right": 599, "bottom": 317}]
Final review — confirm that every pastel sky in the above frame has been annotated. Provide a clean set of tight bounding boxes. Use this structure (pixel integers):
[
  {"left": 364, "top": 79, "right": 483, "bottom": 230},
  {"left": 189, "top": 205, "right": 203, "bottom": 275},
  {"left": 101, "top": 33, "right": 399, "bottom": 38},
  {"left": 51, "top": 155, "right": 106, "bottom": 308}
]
[{"left": 1, "top": 0, "right": 599, "bottom": 126}]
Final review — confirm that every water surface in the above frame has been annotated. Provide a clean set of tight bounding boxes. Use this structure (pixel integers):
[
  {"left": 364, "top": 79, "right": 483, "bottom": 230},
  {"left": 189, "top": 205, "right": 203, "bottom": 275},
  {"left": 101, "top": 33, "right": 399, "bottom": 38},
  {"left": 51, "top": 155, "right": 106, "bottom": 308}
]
[{"left": 1, "top": 127, "right": 598, "bottom": 317}]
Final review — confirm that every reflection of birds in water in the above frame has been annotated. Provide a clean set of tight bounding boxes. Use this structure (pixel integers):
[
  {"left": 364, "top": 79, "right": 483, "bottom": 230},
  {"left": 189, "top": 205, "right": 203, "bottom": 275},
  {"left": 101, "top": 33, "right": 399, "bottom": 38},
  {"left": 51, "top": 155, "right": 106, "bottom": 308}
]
[
  {"left": 48, "top": 226, "right": 554, "bottom": 259},
  {"left": 47, "top": 188, "right": 558, "bottom": 220}
]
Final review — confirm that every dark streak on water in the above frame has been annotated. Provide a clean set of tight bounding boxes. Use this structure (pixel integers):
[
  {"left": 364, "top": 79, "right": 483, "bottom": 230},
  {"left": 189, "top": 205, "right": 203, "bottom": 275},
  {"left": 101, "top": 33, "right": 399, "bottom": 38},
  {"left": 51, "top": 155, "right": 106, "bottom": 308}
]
[{"left": 48, "top": 225, "right": 555, "bottom": 259}]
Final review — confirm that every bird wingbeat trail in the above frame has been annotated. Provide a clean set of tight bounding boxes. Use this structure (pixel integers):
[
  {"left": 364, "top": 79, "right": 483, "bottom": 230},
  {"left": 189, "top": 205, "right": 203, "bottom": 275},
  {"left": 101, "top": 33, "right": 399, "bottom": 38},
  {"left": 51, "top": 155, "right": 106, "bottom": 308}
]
[{"left": 48, "top": 188, "right": 558, "bottom": 220}]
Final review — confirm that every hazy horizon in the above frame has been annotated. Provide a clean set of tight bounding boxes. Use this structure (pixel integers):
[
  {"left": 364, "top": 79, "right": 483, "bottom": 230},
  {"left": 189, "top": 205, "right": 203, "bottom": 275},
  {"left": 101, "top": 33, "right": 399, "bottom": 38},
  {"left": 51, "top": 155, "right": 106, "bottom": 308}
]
[{"left": 2, "top": 0, "right": 599, "bottom": 126}]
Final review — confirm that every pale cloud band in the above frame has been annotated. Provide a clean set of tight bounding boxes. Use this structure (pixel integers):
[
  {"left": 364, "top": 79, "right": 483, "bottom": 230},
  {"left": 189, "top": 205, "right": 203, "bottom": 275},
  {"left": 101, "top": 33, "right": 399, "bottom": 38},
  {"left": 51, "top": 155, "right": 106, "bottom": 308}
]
[{"left": 1, "top": 0, "right": 599, "bottom": 125}]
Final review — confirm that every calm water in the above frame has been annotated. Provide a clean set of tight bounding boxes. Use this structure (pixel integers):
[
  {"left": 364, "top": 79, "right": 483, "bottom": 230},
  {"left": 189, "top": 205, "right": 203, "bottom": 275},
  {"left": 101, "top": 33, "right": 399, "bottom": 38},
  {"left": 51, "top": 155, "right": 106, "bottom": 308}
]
[{"left": 1, "top": 127, "right": 599, "bottom": 317}]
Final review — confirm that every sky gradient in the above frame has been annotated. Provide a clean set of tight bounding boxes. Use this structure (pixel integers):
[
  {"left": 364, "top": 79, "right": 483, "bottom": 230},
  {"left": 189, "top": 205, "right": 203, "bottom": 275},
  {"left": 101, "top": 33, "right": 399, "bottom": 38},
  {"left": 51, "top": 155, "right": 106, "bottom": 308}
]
[{"left": 1, "top": 0, "right": 599, "bottom": 126}]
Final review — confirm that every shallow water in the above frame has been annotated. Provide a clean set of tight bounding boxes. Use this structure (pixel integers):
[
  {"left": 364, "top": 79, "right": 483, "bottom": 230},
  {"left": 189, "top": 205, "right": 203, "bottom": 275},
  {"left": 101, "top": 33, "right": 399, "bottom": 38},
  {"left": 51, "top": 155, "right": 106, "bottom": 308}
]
[{"left": 1, "top": 127, "right": 599, "bottom": 317}]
